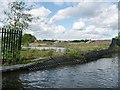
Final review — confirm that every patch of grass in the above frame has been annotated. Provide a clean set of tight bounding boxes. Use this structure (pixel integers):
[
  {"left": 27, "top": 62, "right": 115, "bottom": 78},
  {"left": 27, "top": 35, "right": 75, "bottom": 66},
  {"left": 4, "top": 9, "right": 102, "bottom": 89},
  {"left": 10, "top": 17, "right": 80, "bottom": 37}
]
[
  {"left": 62, "top": 42, "right": 110, "bottom": 59},
  {"left": 20, "top": 48, "right": 56, "bottom": 60},
  {"left": 64, "top": 48, "right": 84, "bottom": 59}
]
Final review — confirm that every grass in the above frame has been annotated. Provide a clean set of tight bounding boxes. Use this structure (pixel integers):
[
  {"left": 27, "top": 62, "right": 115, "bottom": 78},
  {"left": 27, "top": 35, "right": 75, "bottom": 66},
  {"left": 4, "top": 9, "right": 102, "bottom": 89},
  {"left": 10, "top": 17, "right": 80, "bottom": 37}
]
[
  {"left": 20, "top": 48, "right": 63, "bottom": 59},
  {"left": 62, "top": 42, "right": 110, "bottom": 59},
  {"left": 20, "top": 48, "right": 55, "bottom": 59},
  {"left": 2, "top": 49, "right": 56, "bottom": 66},
  {"left": 21, "top": 42, "right": 110, "bottom": 60},
  {"left": 2, "top": 41, "right": 114, "bottom": 66}
]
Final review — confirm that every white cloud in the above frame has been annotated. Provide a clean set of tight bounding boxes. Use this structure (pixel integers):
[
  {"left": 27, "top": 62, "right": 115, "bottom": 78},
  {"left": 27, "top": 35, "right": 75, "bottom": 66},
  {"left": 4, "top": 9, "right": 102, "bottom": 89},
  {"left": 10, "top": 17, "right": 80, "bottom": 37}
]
[
  {"left": 49, "top": 6, "right": 76, "bottom": 23},
  {"left": 23, "top": 30, "right": 35, "bottom": 35},
  {"left": 73, "top": 20, "right": 85, "bottom": 30},
  {"left": 89, "top": 4, "right": 118, "bottom": 30},
  {"left": 28, "top": 17, "right": 117, "bottom": 40},
  {"left": 25, "top": 19, "right": 66, "bottom": 40},
  {"left": 27, "top": 2, "right": 118, "bottom": 40},
  {"left": 27, "top": 6, "right": 51, "bottom": 17},
  {"left": 53, "top": 1, "right": 78, "bottom": 6},
  {"left": 54, "top": 25, "right": 66, "bottom": 33},
  {"left": 68, "top": 3, "right": 118, "bottom": 40},
  {"left": 49, "top": 2, "right": 111, "bottom": 23},
  {"left": 0, "top": 1, "right": 12, "bottom": 21},
  {"left": 53, "top": 2, "right": 64, "bottom": 6}
]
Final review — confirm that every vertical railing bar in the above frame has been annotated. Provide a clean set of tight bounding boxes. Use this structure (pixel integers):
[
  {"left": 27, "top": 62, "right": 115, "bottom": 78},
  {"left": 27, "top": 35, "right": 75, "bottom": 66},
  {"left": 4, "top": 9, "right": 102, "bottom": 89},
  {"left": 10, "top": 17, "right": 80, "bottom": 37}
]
[
  {"left": 19, "top": 30, "right": 22, "bottom": 51},
  {"left": 15, "top": 29, "right": 17, "bottom": 59},
  {"left": 17, "top": 30, "right": 19, "bottom": 60},
  {"left": 9, "top": 29, "right": 11, "bottom": 53},
  {"left": 15, "top": 30, "right": 17, "bottom": 59},
  {"left": 13, "top": 30, "right": 15, "bottom": 58},
  {"left": 8, "top": 29, "right": 10, "bottom": 52},
  {"left": 11, "top": 29, "right": 13, "bottom": 55},
  {"left": 6, "top": 28, "right": 8, "bottom": 59},
  {"left": 1, "top": 28, "right": 4, "bottom": 62},
  {"left": 4, "top": 28, "right": 6, "bottom": 62}
]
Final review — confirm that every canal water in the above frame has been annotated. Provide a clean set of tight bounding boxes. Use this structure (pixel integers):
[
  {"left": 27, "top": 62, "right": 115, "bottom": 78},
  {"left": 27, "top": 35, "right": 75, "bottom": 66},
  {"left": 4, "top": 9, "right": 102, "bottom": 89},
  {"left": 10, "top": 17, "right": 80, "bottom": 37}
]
[
  {"left": 2, "top": 53, "right": 118, "bottom": 89},
  {"left": 22, "top": 46, "right": 66, "bottom": 52}
]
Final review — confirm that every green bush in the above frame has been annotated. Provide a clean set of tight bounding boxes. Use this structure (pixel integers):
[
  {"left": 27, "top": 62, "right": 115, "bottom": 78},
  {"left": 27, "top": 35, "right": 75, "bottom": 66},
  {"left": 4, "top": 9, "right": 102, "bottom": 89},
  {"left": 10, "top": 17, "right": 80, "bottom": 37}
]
[
  {"left": 3, "top": 50, "right": 21, "bottom": 64},
  {"left": 22, "top": 34, "right": 36, "bottom": 46}
]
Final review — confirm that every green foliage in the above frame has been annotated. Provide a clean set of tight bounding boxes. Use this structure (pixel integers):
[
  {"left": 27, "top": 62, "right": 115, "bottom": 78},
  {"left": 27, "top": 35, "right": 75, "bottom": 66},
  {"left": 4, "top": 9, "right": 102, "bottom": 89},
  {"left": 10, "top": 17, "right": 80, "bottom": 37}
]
[
  {"left": 3, "top": 51, "right": 13, "bottom": 64},
  {"left": 20, "top": 49, "right": 55, "bottom": 60},
  {"left": 3, "top": 1, "right": 33, "bottom": 31},
  {"left": 46, "top": 42, "right": 53, "bottom": 46},
  {"left": 47, "top": 50, "right": 54, "bottom": 57},
  {"left": 3, "top": 50, "right": 20, "bottom": 64},
  {"left": 22, "top": 34, "right": 36, "bottom": 46},
  {"left": 64, "top": 48, "right": 84, "bottom": 59}
]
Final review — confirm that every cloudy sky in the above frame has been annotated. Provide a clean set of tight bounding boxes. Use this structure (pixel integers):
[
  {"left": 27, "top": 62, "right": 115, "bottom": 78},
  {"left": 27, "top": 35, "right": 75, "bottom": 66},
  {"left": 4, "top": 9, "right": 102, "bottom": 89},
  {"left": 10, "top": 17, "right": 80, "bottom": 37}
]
[{"left": 0, "top": 0, "right": 119, "bottom": 40}]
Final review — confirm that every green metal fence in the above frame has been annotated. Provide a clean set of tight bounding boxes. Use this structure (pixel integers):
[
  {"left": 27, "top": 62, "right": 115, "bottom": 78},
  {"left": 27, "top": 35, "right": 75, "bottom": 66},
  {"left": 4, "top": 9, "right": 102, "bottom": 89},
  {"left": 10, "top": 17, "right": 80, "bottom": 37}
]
[{"left": 0, "top": 28, "right": 22, "bottom": 63}]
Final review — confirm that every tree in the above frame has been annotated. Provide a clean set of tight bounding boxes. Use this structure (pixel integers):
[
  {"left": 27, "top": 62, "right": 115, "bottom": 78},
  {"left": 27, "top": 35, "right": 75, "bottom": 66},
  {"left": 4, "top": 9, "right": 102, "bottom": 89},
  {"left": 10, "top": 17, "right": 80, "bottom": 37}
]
[
  {"left": 22, "top": 34, "right": 36, "bottom": 46},
  {"left": 2, "top": 1, "right": 33, "bottom": 30}
]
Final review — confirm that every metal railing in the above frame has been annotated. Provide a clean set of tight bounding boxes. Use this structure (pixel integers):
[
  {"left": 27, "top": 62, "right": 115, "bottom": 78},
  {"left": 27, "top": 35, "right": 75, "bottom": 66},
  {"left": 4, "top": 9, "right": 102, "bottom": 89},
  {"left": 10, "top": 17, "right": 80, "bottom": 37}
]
[{"left": 0, "top": 28, "right": 22, "bottom": 63}]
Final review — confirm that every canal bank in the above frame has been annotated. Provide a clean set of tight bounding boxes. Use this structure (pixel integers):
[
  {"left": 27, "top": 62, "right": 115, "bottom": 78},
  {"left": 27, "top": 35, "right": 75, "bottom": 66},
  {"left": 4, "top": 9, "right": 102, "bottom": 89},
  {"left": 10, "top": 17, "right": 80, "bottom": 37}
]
[{"left": 1, "top": 47, "right": 117, "bottom": 73}]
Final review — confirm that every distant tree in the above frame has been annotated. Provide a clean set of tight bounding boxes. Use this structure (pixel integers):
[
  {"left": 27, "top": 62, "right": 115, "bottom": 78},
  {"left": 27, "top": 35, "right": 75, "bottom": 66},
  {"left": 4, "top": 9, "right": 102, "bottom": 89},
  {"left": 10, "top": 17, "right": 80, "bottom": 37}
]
[
  {"left": 42, "top": 39, "right": 56, "bottom": 42},
  {"left": 84, "top": 39, "right": 89, "bottom": 42},
  {"left": 72, "top": 40, "right": 81, "bottom": 42},
  {"left": 71, "top": 39, "right": 90, "bottom": 42},
  {"left": 22, "top": 34, "right": 36, "bottom": 46}
]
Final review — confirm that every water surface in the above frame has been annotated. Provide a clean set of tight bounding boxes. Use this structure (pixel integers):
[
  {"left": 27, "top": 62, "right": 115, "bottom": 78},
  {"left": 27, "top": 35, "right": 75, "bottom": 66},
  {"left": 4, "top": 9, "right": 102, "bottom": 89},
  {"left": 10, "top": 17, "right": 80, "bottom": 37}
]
[
  {"left": 2, "top": 54, "right": 118, "bottom": 89},
  {"left": 23, "top": 46, "right": 65, "bottom": 52}
]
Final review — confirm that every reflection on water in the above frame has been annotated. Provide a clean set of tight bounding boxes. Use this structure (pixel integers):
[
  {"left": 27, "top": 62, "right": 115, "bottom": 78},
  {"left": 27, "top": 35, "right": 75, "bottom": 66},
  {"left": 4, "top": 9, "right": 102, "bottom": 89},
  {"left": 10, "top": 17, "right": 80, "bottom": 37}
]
[
  {"left": 2, "top": 54, "right": 118, "bottom": 89},
  {"left": 22, "top": 46, "right": 66, "bottom": 52}
]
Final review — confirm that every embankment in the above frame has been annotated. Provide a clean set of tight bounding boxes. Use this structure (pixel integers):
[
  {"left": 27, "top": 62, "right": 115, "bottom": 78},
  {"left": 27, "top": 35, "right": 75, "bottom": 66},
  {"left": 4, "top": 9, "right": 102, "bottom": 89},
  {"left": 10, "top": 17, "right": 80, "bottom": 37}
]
[{"left": 1, "top": 48, "right": 117, "bottom": 73}]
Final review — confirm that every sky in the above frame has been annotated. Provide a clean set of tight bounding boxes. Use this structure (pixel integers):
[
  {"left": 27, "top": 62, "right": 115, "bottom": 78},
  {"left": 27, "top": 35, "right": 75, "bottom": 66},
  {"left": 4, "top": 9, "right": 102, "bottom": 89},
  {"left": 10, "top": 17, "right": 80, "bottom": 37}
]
[{"left": 0, "top": 0, "right": 119, "bottom": 40}]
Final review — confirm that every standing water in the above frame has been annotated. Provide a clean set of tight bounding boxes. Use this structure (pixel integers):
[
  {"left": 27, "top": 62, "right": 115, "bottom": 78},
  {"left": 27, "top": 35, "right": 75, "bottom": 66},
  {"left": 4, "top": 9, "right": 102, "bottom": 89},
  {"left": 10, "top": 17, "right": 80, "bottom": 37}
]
[
  {"left": 22, "top": 46, "right": 66, "bottom": 52},
  {"left": 2, "top": 53, "right": 118, "bottom": 89}
]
